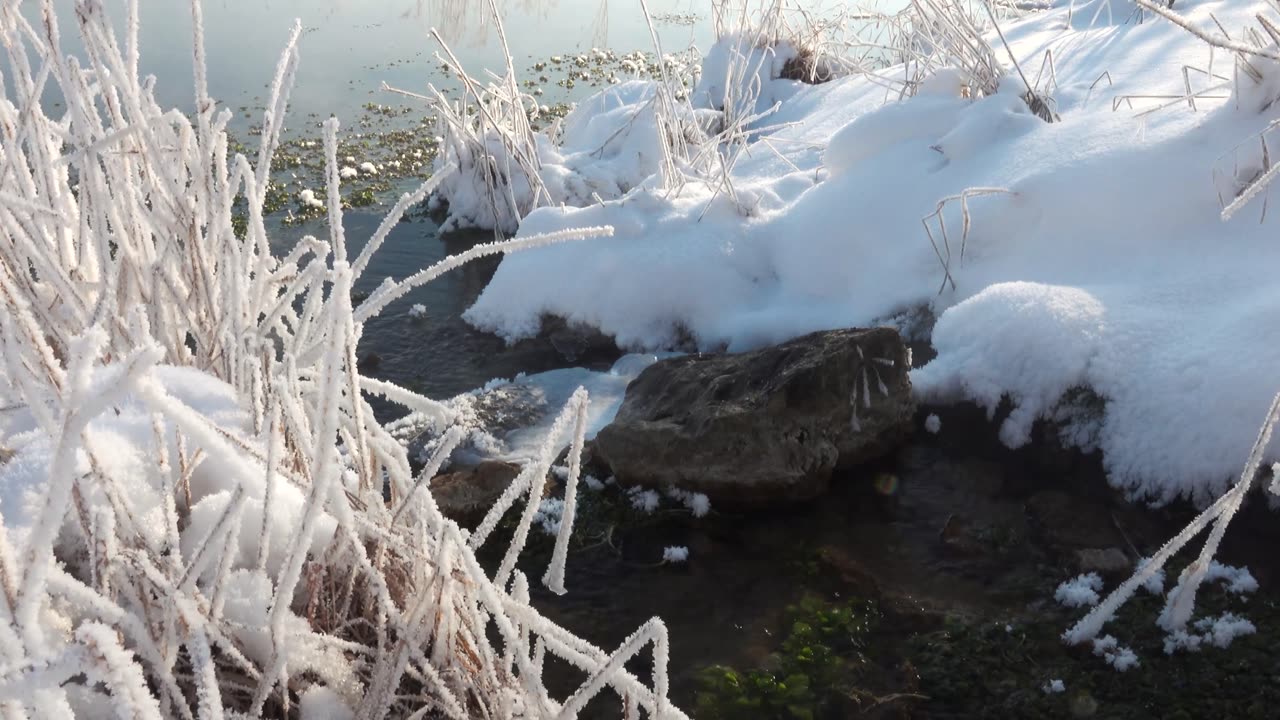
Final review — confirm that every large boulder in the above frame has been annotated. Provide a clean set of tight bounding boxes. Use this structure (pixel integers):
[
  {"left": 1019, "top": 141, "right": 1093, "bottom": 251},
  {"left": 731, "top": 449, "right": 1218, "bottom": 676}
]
[{"left": 595, "top": 328, "right": 914, "bottom": 505}]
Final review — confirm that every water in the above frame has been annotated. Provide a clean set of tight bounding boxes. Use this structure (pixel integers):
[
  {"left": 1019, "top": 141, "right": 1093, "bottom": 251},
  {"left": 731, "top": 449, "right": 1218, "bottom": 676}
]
[
  {"left": 24, "top": 0, "right": 716, "bottom": 127},
  {"left": 12, "top": 0, "right": 721, "bottom": 398}
]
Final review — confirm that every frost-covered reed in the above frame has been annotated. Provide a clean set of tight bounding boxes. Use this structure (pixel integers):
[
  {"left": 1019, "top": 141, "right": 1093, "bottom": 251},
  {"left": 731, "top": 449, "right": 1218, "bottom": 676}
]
[{"left": 0, "top": 0, "right": 686, "bottom": 717}]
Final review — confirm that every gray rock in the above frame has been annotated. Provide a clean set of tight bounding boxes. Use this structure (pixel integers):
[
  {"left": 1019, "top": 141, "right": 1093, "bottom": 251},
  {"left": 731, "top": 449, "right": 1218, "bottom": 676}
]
[
  {"left": 595, "top": 328, "right": 914, "bottom": 505},
  {"left": 1074, "top": 547, "right": 1131, "bottom": 576},
  {"left": 430, "top": 461, "right": 529, "bottom": 527},
  {"left": 1069, "top": 692, "right": 1099, "bottom": 719}
]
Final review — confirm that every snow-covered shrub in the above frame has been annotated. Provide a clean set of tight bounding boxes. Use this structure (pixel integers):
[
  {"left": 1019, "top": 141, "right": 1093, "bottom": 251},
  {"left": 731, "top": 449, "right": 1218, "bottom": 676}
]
[
  {"left": 893, "top": 0, "right": 1057, "bottom": 120},
  {"left": 421, "top": 39, "right": 551, "bottom": 234},
  {"left": 421, "top": 10, "right": 711, "bottom": 233},
  {"left": 0, "top": 2, "right": 687, "bottom": 717}
]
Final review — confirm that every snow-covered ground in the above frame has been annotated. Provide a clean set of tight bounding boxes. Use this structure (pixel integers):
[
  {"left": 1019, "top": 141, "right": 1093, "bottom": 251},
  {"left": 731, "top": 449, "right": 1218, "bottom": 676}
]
[{"left": 461, "top": 0, "right": 1280, "bottom": 504}]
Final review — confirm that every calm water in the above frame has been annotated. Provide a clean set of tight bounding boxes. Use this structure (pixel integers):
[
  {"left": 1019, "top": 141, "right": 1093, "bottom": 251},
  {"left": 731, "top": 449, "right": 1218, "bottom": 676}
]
[{"left": 27, "top": 0, "right": 716, "bottom": 127}]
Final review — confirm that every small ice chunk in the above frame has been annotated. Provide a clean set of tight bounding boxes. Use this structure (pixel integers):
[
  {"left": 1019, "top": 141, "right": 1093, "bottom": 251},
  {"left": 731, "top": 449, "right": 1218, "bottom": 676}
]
[
  {"left": 925, "top": 413, "right": 942, "bottom": 434},
  {"left": 662, "top": 546, "right": 689, "bottom": 563},
  {"left": 408, "top": 304, "right": 427, "bottom": 319},
  {"left": 1042, "top": 679, "right": 1065, "bottom": 694}
]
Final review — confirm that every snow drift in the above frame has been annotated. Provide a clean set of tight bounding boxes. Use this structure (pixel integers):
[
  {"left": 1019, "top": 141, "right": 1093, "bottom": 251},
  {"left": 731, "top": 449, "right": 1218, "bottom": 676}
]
[{"left": 465, "top": 0, "right": 1280, "bottom": 504}]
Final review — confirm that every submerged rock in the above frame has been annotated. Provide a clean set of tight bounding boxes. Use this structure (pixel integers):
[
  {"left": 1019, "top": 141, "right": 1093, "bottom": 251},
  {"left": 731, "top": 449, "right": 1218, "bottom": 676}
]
[
  {"left": 430, "top": 461, "right": 527, "bottom": 527},
  {"left": 1073, "top": 547, "right": 1132, "bottom": 576},
  {"left": 595, "top": 327, "right": 914, "bottom": 505},
  {"left": 537, "top": 315, "right": 621, "bottom": 364}
]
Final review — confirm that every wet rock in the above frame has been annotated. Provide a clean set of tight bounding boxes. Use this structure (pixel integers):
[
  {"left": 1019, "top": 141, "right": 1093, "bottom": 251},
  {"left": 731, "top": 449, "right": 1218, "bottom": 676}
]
[
  {"left": 939, "top": 515, "right": 985, "bottom": 556},
  {"left": 1026, "top": 490, "right": 1127, "bottom": 554},
  {"left": 1069, "top": 691, "right": 1099, "bottom": 718},
  {"left": 538, "top": 315, "right": 620, "bottom": 364},
  {"left": 430, "top": 461, "right": 528, "bottom": 527},
  {"left": 1073, "top": 547, "right": 1131, "bottom": 576},
  {"left": 595, "top": 328, "right": 914, "bottom": 505},
  {"left": 552, "top": 439, "right": 613, "bottom": 483}
]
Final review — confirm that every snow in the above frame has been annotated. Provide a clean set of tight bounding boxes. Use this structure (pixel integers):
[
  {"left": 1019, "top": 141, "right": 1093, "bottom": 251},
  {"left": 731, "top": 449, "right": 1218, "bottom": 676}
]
[
  {"left": 1092, "top": 635, "right": 1139, "bottom": 672},
  {"left": 1042, "top": 679, "right": 1065, "bottom": 694},
  {"left": 665, "top": 487, "right": 712, "bottom": 517},
  {"left": 687, "top": 492, "right": 711, "bottom": 517},
  {"left": 1196, "top": 612, "right": 1257, "bottom": 648},
  {"left": 339, "top": 166, "right": 358, "bottom": 179},
  {"left": 924, "top": 414, "right": 942, "bottom": 434},
  {"left": 463, "top": 0, "right": 1280, "bottom": 504},
  {"left": 298, "top": 188, "right": 324, "bottom": 209},
  {"left": 407, "top": 303, "right": 427, "bottom": 319},
  {"left": 433, "top": 79, "right": 712, "bottom": 233},
  {"left": 1164, "top": 612, "right": 1257, "bottom": 654},
  {"left": 358, "top": 161, "right": 377, "bottom": 175},
  {"left": 916, "top": 283, "right": 1106, "bottom": 449},
  {"left": 1204, "top": 561, "right": 1258, "bottom": 594},
  {"left": 1137, "top": 557, "right": 1166, "bottom": 595},
  {"left": 0, "top": 367, "right": 336, "bottom": 575},
  {"left": 692, "top": 34, "right": 803, "bottom": 118},
  {"left": 300, "top": 686, "right": 355, "bottom": 720},
  {"left": 628, "top": 487, "right": 661, "bottom": 513},
  {"left": 533, "top": 497, "right": 566, "bottom": 536},
  {"left": 662, "top": 546, "right": 690, "bottom": 563},
  {"left": 1055, "top": 573, "right": 1104, "bottom": 608}
]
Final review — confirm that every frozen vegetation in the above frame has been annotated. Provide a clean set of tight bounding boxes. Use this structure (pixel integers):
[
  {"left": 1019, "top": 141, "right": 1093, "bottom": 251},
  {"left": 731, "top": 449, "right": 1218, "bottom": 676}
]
[
  {"left": 0, "top": 0, "right": 681, "bottom": 716},
  {"left": 5, "top": 0, "right": 1280, "bottom": 715}
]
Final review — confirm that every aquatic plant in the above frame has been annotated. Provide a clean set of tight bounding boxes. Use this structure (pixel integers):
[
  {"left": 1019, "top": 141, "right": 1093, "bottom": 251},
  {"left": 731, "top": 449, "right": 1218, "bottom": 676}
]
[{"left": 695, "top": 596, "right": 880, "bottom": 720}]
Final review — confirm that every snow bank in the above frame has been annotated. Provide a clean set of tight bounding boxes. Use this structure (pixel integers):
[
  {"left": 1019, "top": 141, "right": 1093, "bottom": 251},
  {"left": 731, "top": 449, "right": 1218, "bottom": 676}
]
[{"left": 466, "top": 0, "right": 1280, "bottom": 503}]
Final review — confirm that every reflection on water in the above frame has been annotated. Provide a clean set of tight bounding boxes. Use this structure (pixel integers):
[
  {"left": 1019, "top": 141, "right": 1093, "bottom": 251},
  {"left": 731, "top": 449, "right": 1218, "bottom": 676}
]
[{"left": 22, "top": 0, "right": 713, "bottom": 123}]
